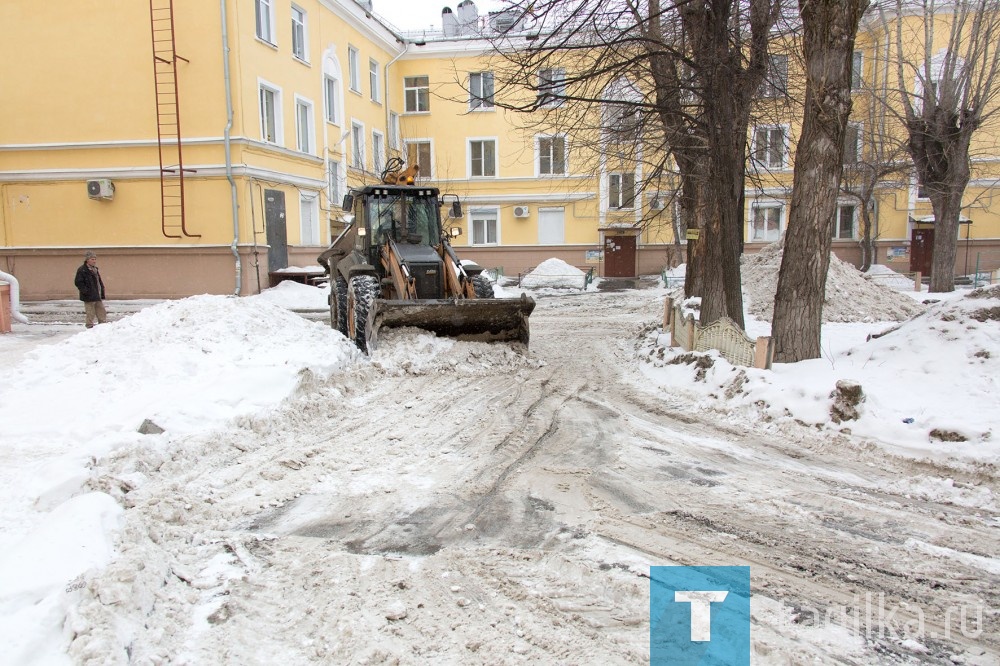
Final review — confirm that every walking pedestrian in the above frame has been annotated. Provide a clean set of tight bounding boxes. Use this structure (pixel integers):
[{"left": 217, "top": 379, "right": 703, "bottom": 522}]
[{"left": 74, "top": 250, "right": 107, "bottom": 328}]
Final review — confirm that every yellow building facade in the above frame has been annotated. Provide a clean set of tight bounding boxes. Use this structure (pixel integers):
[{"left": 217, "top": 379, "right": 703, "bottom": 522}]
[{"left": 1, "top": 1, "right": 997, "bottom": 300}]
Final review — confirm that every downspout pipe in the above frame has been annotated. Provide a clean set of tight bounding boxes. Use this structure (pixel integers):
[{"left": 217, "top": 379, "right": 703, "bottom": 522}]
[
  {"left": 384, "top": 40, "right": 409, "bottom": 154},
  {"left": 0, "top": 270, "right": 30, "bottom": 324},
  {"left": 221, "top": 0, "right": 242, "bottom": 295}
]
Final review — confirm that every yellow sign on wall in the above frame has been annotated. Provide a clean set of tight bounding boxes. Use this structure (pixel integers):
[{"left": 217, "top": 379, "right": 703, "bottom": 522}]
[{"left": 686, "top": 229, "right": 700, "bottom": 241}]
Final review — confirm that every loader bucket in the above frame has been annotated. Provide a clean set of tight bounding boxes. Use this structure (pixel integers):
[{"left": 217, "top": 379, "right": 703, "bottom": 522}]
[{"left": 366, "top": 294, "right": 536, "bottom": 352}]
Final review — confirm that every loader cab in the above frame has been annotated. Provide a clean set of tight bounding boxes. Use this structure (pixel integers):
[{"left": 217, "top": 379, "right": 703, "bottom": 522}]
[{"left": 355, "top": 187, "right": 443, "bottom": 256}]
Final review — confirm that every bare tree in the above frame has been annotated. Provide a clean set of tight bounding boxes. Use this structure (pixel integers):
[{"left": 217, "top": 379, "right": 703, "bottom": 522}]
[
  {"left": 877, "top": 0, "right": 1000, "bottom": 291},
  {"left": 839, "top": 64, "right": 913, "bottom": 271},
  {"left": 772, "top": 0, "right": 869, "bottom": 363},
  {"left": 483, "top": 0, "right": 782, "bottom": 329}
]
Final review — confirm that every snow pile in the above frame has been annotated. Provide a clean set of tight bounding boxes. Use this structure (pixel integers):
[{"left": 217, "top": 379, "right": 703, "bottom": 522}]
[
  {"left": 253, "top": 280, "right": 329, "bottom": 310},
  {"left": 0, "top": 295, "right": 360, "bottom": 438},
  {"left": 639, "top": 286, "right": 1000, "bottom": 463},
  {"left": 371, "top": 327, "right": 541, "bottom": 375},
  {"left": 865, "top": 263, "right": 918, "bottom": 291},
  {"left": 741, "top": 241, "right": 925, "bottom": 323},
  {"left": 519, "top": 258, "right": 587, "bottom": 290}
]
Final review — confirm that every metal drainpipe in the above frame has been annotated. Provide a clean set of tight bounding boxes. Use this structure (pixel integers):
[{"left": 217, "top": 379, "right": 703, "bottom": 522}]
[
  {"left": 221, "top": 0, "right": 242, "bottom": 295},
  {"left": 385, "top": 40, "right": 409, "bottom": 153}
]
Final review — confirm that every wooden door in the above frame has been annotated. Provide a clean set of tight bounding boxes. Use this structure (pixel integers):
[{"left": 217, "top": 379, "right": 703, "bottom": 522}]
[
  {"left": 910, "top": 228, "right": 933, "bottom": 277},
  {"left": 604, "top": 234, "right": 637, "bottom": 277}
]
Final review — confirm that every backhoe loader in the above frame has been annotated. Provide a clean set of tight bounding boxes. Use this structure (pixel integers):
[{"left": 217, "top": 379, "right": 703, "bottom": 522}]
[{"left": 317, "top": 164, "right": 535, "bottom": 354}]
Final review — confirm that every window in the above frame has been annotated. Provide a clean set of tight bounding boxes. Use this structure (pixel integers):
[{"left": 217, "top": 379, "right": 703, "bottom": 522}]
[
  {"left": 759, "top": 54, "right": 788, "bottom": 97},
  {"left": 404, "top": 76, "right": 430, "bottom": 112},
  {"left": 405, "top": 140, "right": 432, "bottom": 177},
  {"left": 832, "top": 204, "right": 855, "bottom": 239},
  {"left": 300, "top": 193, "right": 320, "bottom": 245},
  {"left": 751, "top": 204, "right": 782, "bottom": 242},
  {"left": 259, "top": 83, "right": 281, "bottom": 144},
  {"left": 605, "top": 103, "right": 641, "bottom": 143},
  {"left": 843, "top": 123, "right": 860, "bottom": 164},
  {"left": 851, "top": 50, "right": 863, "bottom": 90},
  {"left": 324, "top": 75, "right": 339, "bottom": 124},
  {"left": 537, "top": 135, "right": 567, "bottom": 176},
  {"left": 369, "top": 59, "right": 381, "bottom": 102},
  {"left": 753, "top": 126, "right": 786, "bottom": 168},
  {"left": 469, "top": 139, "right": 497, "bottom": 177},
  {"left": 389, "top": 112, "right": 400, "bottom": 149},
  {"left": 348, "top": 46, "right": 360, "bottom": 92},
  {"left": 351, "top": 121, "right": 365, "bottom": 169},
  {"left": 327, "top": 161, "right": 341, "bottom": 206},
  {"left": 470, "top": 72, "right": 494, "bottom": 109},
  {"left": 538, "top": 207, "right": 565, "bottom": 244},
  {"left": 291, "top": 5, "right": 307, "bottom": 61},
  {"left": 295, "top": 97, "right": 314, "bottom": 153},
  {"left": 538, "top": 68, "right": 566, "bottom": 107},
  {"left": 608, "top": 172, "right": 635, "bottom": 209},
  {"left": 372, "top": 131, "right": 385, "bottom": 175},
  {"left": 255, "top": 0, "right": 275, "bottom": 44},
  {"left": 471, "top": 208, "right": 499, "bottom": 245}
]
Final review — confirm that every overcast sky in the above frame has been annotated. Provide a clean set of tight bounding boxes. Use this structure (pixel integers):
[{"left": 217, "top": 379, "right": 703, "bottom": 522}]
[{"left": 371, "top": 0, "right": 506, "bottom": 30}]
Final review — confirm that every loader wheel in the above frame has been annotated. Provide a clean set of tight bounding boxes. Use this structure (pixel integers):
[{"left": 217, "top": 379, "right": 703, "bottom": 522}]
[
  {"left": 471, "top": 273, "right": 494, "bottom": 299},
  {"left": 348, "top": 275, "right": 380, "bottom": 353},
  {"left": 331, "top": 275, "right": 349, "bottom": 336}
]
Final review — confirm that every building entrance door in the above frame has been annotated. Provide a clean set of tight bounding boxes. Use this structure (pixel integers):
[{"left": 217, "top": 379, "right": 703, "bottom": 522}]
[{"left": 604, "top": 234, "right": 636, "bottom": 277}]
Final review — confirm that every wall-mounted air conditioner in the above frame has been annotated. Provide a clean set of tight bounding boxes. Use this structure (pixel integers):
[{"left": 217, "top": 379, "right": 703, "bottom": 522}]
[
  {"left": 87, "top": 179, "right": 115, "bottom": 200},
  {"left": 650, "top": 197, "right": 665, "bottom": 210},
  {"left": 513, "top": 205, "right": 530, "bottom": 218}
]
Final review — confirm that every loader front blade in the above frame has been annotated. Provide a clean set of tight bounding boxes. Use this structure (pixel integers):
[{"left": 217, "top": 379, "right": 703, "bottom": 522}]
[{"left": 367, "top": 294, "right": 536, "bottom": 351}]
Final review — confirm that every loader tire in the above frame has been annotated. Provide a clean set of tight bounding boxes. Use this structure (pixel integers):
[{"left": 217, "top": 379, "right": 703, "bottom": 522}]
[
  {"left": 331, "top": 275, "right": 349, "bottom": 336},
  {"left": 471, "top": 273, "right": 494, "bottom": 299},
  {"left": 348, "top": 274, "right": 380, "bottom": 353}
]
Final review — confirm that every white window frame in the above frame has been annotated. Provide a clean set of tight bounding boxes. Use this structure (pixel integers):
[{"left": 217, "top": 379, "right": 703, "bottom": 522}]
[
  {"left": 369, "top": 58, "right": 381, "bottom": 103},
  {"left": 536, "top": 134, "right": 568, "bottom": 176},
  {"left": 404, "top": 76, "right": 430, "bottom": 113},
  {"left": 404, "top": 139, "right": 433, "bottom": 179},
  {"left": 348, "top": 46, "right": 361, "bottom": 93},
  {"left": 389, "top": 111, "right": 400, "bottom": 149},
  {"left": 833, "top": 203, "right": 856, "bottom": 240},
  {"left": 538, "top": 68, "right": 566, "bottom": 107},
  {"left": 327, "top": 160, "right": 342, "bottom": 208},
  {"left": 753, "top": 125, "right": 787, "bottom": 169},
  {"left": 851, "top": 50, "right": 864, "bottom": 90},
  {"left": 750, "top": 202, "right": 783, "bottom": 242},
  {"left": 255, "top": 0, "right": 275, "bottom": 45},
  {"left": 300, "top": 192, "right": 320, "bottom": 245},
  {"left": 351, "top": 120, "right": 365, "bottom": 170},
  {"left": 258, "top": 79, "right": 283, "bottom": 145},
  {"left": 469, "top": 207, "right": 500, "bottom": 246},
  {"left": 372, "top": 130, "right": 385, "bottom": 175},
  {"left": 760, "top": 53, "right": 788, "bottom": 97},
  {"left": 843, "top": 122, "right": 861, "bottom": 164},
  {"left": 294, "top": 95, "right": 315, "bottom": 154},
  {"left": 468, "top": 138, "right": 497, "bottom": 178},
  {"left": 291, "top": 5, "right": 308, "bottom": 62},
  {"left": 324, "top": 75, "right": 339, "bottom": 124},
  {"left": 608, "top": 172, "right": 636, "bottom": 210},
  {"left": 469, "top": 71, "right": 495, "bottom": 110}
]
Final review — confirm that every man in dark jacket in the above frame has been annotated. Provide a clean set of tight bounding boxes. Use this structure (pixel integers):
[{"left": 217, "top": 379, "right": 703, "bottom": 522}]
[{"left": 74, "top": 250, "right": 107, "bottom": 328}]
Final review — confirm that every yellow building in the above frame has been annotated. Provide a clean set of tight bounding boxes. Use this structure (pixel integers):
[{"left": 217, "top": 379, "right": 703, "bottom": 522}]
[{"left": 1, "top": 1, "right": 998, "bottom": 300}]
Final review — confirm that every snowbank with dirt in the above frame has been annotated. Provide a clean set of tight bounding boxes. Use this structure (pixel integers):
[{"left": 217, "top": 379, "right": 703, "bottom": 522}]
[{"left": 740, "top": 241, "right": 925, "bottom": 322}]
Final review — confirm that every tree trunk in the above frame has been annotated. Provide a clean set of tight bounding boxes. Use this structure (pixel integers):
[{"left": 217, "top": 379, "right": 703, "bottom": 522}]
[
  {"left": 773, "top": 0, "right": 868, "bottom": 363},
  {"left": 860, "top": 204, "right": 874, "bottom": 272}
]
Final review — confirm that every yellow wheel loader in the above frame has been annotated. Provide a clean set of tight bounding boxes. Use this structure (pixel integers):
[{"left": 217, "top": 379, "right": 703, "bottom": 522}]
[{"left": 317, "top": 178, "right": 535, "bottom": 354}]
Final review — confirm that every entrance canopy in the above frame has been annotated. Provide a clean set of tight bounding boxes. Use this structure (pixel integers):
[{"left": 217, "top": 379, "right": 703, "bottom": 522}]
[{"left": 909, "top": 215, "right": 972, "bottom": 225}]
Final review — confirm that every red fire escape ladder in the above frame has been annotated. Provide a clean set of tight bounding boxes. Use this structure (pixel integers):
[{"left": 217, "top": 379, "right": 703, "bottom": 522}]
[{"left": 149, "top": 0, "right": 200, "bottom": 239}]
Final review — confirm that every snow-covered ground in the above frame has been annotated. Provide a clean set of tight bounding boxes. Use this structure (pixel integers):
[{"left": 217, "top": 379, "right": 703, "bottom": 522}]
[{"left": 0, "top": 258, "right": 997, "bottom": 664}]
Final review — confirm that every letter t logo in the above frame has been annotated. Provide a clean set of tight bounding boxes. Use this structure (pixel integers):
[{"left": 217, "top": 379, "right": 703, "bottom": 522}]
[{"left": 674, "top": 591, "right": 729, "bottom": 641}]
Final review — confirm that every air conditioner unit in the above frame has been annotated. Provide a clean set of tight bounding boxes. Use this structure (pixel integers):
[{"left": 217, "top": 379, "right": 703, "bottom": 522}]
[
  {"left": 513, "top": 205, "right": 530, "bottom": 218},
  {"left": 650, "top": 197, "right": 666, "bottom": 210},
  {"left": 87, "top": 179, "right": 115, "bottom": 200}
]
